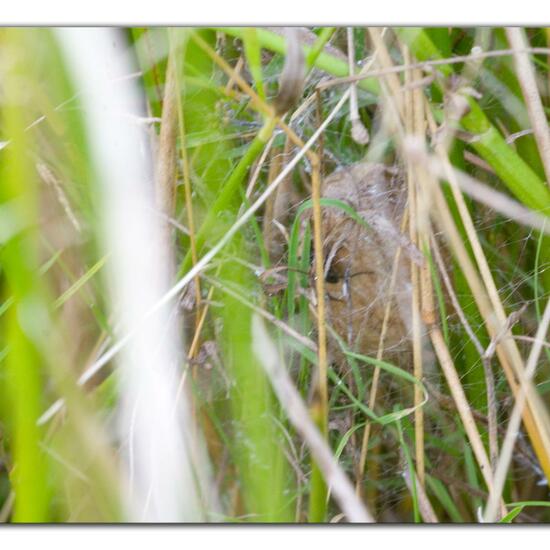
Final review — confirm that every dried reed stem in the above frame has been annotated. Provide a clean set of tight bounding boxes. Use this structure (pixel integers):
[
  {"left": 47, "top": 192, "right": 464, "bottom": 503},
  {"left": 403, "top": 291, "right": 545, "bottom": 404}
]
[
  {"left": 484, "top": 298, "right": 550, "bottom": 521},
  {"left": 425, "top": 107, "right": 550, "bottom": 483},
  {"left": 368, "top": 28, "right": 405, "bottom": 120},
  {"left": 252, "top": 316, "right": 374, "bottom": 523},
  {"left": 506, "top": 28, "right": 550, "bottom": 188}
]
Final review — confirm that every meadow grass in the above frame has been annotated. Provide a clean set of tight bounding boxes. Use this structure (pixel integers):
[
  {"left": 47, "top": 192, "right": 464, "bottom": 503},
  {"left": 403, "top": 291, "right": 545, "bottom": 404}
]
[{"left": 0, "top": 26, "right": 550, "bottom": 523}]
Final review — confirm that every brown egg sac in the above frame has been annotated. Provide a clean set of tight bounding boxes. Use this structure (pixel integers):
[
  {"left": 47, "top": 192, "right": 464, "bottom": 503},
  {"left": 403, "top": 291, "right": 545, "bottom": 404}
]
[{"left": 318, "top": 162, "right": 414, "bottom": 366}]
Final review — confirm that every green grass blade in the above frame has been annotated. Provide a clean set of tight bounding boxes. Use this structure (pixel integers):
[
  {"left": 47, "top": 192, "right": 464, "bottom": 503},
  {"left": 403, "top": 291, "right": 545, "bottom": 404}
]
[{"left": 242, "top": 28, "right": 266, "bottom": 101}]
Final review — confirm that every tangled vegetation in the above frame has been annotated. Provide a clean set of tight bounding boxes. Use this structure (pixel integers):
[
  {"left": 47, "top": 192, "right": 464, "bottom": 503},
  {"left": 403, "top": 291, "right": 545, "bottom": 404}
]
[{"left": 1, "top": 27, "right": 550, "bottom": 523}]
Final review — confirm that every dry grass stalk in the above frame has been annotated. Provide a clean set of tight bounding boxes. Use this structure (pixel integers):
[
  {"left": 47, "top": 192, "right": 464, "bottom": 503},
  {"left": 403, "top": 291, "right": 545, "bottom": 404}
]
[
  {"left": 506, "top": 27, "right": 550, "bottom": 188},
  {"left": 368, "top": 28, "right": 405, "bottom": 121},
  {"left": 405, "top": 127, "right": 503, "bottom": 510},
  {"left": 429, "top": 327, "right": 496, "bottom": 493},
  {"left": 171, "top": 40, "right": 203, "bottom": 328},
  {"left": 409, "top": 147, "right": 519, "bottom": 517},
  {"left": 154, "top": 52, "right": 178, "bottom": 224},
  {"left": 484, "top": 297, "right": 550, "bottom": 521},
  {"left": 424, "top": 107, "right": 550, "bottom": 483},
  {"left": 404, "top": 51, "right": 427, "bottom": 489},
  {"left": 426, "top": 157, "right": 550, "bottom": 234},
  {"left": 252, "top": 315, "right": 374, "bottom": 523},
  {"left": 317, "top": 46, "right": 550, "bottom": 92},
  {"left": 403, "top": 469, "right": 439, "bottom": 523},
  {"left": 430, "top": 234, "right": 499, "bottom": 472}
]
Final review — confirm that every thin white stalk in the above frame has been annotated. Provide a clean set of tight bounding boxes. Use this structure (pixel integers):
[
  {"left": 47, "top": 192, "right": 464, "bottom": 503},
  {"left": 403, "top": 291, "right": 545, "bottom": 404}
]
[
  {"left": 55, "top": 28, "right": 205, "bottom": 522},
  {"left": 506, "top": 28, "right": 550, "bottom": 188},
  {"left": 317, "top": 47, "right": 550, "bottom": 91},
  {"left": 251, "top": 315, "right": 374, "bottom": 523},
  {"left": 484, "top": 297, "right": 550, "bottom": 522},
  {"left": 426, "top": 155, "right": 550, "bottom": 234},
  {"left": 38, "top": 86, "right": 352, "bottom": 426}
]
